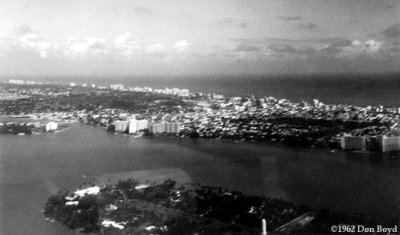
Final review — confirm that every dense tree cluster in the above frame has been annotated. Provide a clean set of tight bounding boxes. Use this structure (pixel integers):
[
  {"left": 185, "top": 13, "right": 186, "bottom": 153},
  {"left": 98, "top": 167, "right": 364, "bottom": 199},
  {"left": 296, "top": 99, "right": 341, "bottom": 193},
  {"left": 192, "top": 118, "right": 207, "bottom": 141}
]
[{"left": 44, "top": 178, "right": 395, "bottom": 234}]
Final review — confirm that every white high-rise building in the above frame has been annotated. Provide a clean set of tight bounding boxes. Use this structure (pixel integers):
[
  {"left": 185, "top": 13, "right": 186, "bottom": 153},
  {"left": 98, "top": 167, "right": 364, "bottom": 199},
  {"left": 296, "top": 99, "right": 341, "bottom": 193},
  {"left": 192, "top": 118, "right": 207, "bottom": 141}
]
[
  {"left": 128, "top": 119, "right": 137, "bottom": 134},
  {"left": 149, "top": 122, "right": 180, "bottom": 134},
  {"left": 128, "top": 117, "right": 148, "bottom": 134},
  {"left": 45, "top": 122, "right": 58, "bottom": 132},
  {"left": 137, "top": 119, "right": 148, "bottom": 131},
  {"left": 110, "top": 84, "right": 124, "bottom": 90}
]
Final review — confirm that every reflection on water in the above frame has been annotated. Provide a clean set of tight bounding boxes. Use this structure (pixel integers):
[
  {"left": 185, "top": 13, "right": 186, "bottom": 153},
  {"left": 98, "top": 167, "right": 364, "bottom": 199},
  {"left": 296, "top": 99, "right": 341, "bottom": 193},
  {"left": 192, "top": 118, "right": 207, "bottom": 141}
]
[
  {"left": 1, "top": 123, "right": 400, "bottom": 234},
  {"left": 261, "top": 156, "right": 287, "bottom": 200}
]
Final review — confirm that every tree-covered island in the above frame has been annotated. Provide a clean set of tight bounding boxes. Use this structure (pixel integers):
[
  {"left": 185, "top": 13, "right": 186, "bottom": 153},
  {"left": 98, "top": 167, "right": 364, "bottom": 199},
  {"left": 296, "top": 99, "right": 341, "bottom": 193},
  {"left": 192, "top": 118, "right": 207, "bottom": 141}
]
[{"left": 43, "top": 178, "right": 396, "bottom": 234}]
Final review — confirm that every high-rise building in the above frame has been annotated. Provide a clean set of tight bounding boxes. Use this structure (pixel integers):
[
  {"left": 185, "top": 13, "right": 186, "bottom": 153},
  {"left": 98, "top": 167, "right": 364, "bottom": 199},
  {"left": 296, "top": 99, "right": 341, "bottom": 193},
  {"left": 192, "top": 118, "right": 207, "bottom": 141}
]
[
  {"left": 342, "top": 136, "right": 367, "bottom": 151},
  {"left": 128, "top": 119, "right": 137, "bottom": 133},
  {"left": 137, "top": 119, "right": 148, "bottom": 131},
  {"left": 380, "top": 135, "right": 400, "bottom": 153},
  {"left": 110, "top": 84, "right": 124, "bottom": 90},
  {"left": 149, "top": 122, "right": 180, "bottom": 135},
  {"left": 45, "top": 122, "right": 58, "bottom": 132},
  {"left": 128, "top": 117, "right": 148, "bottom": 134},
  {"left": 166, "top": 122, "right": 180, "bottom": 133},
  {"left": 9, "top": 79, "right": 24, "bottom": 85},
  {"left": 114, "top": 120, "right": 129, "bottom": 132},
  {"left": 343, "top": 135, "right": 400, "bottom": 153}
]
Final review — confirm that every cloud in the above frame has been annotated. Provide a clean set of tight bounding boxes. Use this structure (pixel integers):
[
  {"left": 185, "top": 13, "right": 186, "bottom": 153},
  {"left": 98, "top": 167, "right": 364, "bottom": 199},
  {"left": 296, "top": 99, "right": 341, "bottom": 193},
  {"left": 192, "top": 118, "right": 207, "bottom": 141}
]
[
  {"left": 174, "top": 40, "right": 191, "bottom": 52},
  {"left": 113, "top": 33, "right": 140, "bottom": 56},
  {"left": 319, "top": 38, "right": 353, "bottom": 47},
  {"left": 318, "top": 38, "right": 353, "bottom": 56},
  {"left": 14, "top": 24, "right": 37, "bottom": 36},
  {"left": 296, "top": 23, "right": 319, "bottom": 31},
  {"left": 0, "top": 25, "right": 55, "bottom": 58},
  {"left": 268, "top": 43, "right": 296, "bottom": 54},
  {"left": 18, "top": 33, "right": 53, "bottom": 58},
  {"left": 267, "top": 43, "right": 316, "bottom": 57},
  {"left": 383, "top": 5, "right": 394, "bottom": 9},
  {"left": 277, "top": 16, "right": 302, "bottom": 22},
  {"left": 217, "top": 18, "right": 248, "bottom": 29},
  {"left": 64, "top": 37, "right": 108, "bottom": 56},
  {"left": 131, "top": 6, "right": 152, "bottom": 14},
  {"left": 146, "top": 43, "right": 165, "bottom": 54},
  {"left": 114, "top": 33, "right": 131, "bottom": 48},
  {"left": 235, "top": 43, "right": 261, "bottom": 52},
  {"left": 231, "top": 36, "right": 387, "bottom": 61},
  {"left": 381, "top": 24, "right": 400, "bottom": 39},
  {"left": 364, "top": 39, "right": 383, "bottom": 52},
  {"left": 320, "top": 39, "right": 384, "bottom": 58}
]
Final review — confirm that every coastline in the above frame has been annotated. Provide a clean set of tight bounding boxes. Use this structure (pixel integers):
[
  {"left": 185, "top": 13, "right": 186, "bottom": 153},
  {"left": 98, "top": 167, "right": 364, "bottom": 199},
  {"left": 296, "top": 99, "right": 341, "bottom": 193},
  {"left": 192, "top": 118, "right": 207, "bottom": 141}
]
[{"left": 96, "top": 168, "right": 193, "bottom": 186}]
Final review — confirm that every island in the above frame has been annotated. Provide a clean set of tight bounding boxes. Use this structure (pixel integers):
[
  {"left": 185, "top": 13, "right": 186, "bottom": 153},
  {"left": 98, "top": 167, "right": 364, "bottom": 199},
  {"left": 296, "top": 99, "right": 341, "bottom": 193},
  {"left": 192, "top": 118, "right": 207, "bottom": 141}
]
[{"left": 43, "top": 169, "right": 393, "bottom": 234}]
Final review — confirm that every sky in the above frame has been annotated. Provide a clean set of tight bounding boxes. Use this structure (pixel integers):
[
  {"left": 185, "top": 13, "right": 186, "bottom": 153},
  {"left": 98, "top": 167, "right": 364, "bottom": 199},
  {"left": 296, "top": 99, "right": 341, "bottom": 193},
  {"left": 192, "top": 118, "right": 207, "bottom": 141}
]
[{"left": 1, "top": 0, "right": 400, "bottom": 77}]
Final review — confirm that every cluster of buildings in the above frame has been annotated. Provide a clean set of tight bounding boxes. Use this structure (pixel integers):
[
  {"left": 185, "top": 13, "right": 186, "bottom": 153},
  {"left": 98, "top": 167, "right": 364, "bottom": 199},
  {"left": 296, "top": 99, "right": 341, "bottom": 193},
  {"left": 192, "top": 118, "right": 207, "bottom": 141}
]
[
  {"left": 109, "top": 83, "right": 190, "bottom": 97},
  {"left": 114, "top": 116, "right": 149, "bottom": 134},
  {"left": 341, "top": 135, "right": 400, "bottom": 153},
  {"left": 113, "top": 115, "right": 181, "bottom": 135},
  {"left": 9, "top": 79, "right": 39, "bottom": 85}
]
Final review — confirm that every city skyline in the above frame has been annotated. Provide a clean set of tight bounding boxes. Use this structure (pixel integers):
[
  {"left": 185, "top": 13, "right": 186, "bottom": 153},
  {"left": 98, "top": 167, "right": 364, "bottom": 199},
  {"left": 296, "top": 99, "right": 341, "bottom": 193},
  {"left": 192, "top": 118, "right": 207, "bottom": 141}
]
[{"left": 1, "top": 0, "right": 400, "bottom": 77}]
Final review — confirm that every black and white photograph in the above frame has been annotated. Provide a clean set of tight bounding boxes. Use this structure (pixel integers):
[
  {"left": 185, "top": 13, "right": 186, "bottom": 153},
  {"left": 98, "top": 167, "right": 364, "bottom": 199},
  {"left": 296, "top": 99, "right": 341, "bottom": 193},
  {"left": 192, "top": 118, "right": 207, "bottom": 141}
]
[{"left": 1, "top": 0, "right": 400, "bottom": 234}]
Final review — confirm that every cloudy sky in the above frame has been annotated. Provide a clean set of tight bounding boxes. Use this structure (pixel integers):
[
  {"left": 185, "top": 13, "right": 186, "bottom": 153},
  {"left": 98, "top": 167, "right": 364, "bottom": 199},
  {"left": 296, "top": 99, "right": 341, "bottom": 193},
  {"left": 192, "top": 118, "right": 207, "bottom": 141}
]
[{"left": 1, "top": 0, "right": 400, "bottom": 77}]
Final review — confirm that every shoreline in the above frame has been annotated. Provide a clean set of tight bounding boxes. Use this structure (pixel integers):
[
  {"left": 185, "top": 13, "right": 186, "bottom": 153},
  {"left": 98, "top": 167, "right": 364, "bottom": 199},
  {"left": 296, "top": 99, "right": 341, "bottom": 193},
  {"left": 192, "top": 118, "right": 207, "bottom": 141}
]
[{"left": 95, "top": 168, "right": 193, "bottom": 187}]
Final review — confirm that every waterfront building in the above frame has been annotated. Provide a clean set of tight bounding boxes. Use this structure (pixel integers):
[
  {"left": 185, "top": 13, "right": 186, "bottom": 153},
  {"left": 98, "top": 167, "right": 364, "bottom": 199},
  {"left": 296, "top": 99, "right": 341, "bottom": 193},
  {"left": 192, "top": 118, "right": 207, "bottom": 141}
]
[
  {"left": 380, "top": 135, "right": 400, "bottom": 153},
  {"left": 114, "top": 120, "right": 129, "bottom": 132},
  {"left": 366, "top": 136, "right": 382, "bottom": 152},
  {"left": 149, "top": 123, "right": 165, "bottom": 134},
  {"left": 149, "top": 122, "right": 180, "bottom": 134},
  {"left": 110, "top": 84, "right": 124, "bottom": 90},
  {"left": 342, "top": 136, "right": 367, "bottom": 151},
  {"left": 128, "top": 119, "right": 137, "bottom": 133},
  {"left": 166, "top": 122, "right": 180, "bottom": 133},
  {"left": 137, "top": 120, "right": 148, "bottom": 131},
  {"left": 343, "top": 135, "right": 400, "bottom": 153},
  {"left": 128, "top": 117, "right": 148, "bottom": 134},
  {"left": 45, "top": 122, "right": 58, "bottom": 132}
]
